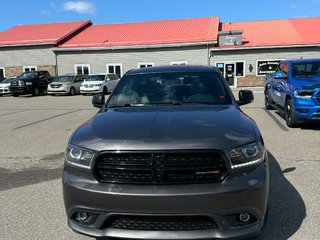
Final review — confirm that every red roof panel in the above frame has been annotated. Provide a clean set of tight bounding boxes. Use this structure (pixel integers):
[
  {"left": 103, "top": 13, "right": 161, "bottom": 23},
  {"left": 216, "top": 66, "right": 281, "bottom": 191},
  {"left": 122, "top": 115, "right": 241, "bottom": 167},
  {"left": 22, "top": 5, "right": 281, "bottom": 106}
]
[
  {"left": 57, "top": 17, "right": 219, "bottom": 48},
  {"left": 0, "top": 21, "right": 91, "bottom": 46},
  {"left": 218, "top": 17, "right": 320, "bottom": 49}
]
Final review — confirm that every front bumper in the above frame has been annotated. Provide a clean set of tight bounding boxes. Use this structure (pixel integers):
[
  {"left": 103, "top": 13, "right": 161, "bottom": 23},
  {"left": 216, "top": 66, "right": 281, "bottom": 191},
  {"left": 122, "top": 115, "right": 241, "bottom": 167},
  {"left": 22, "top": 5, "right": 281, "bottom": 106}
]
[
  {"left": 80, "top": 86, "right": 103, "bottom": 94},
  {"left": 63, "top": 160, "right": 269, "bottom": 239},
  {"left": 293, "top": 97, "right": 320, "bottom": 120},
  {"left": 9, "top": 86, "right": 32, "bottom": 94},
  {"left": 0, "top": 88, "right": 11, "bottom": 95},
  {"left": 48, "top": 87, "right": 69, "bottom": 95}
]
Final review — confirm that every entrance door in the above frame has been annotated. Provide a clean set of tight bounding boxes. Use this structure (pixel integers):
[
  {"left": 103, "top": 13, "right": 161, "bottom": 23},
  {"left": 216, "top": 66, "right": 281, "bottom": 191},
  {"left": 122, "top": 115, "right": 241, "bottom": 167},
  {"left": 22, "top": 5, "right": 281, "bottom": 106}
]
[{"left": 225, "top": 63, "right": 235, "bottom": 86}]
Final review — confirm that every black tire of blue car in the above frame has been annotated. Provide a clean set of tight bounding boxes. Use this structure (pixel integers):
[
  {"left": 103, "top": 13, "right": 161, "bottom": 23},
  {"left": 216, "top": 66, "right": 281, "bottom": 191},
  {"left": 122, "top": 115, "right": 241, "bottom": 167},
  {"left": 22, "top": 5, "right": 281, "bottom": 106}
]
[
  {"left": 285, "top": 99, "right": 298, "bottom": 128},
  {"left": 69, "top": 87, "right": 75, "bottom": 96},
  {"left": 264, "top": 91, "right": 274, "bottom": 110},
  {"left": 12, "top": 93, "right": 19, "bottom": 97}
]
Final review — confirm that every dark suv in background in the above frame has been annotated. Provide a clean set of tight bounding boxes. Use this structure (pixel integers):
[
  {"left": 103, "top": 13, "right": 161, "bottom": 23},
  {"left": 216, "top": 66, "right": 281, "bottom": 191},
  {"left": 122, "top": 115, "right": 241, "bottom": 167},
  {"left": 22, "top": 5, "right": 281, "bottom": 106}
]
[
  {"left": 10, "top": 70, "right": 53, "bottom": 97},
  {"left": 63, "top": 65, "right": 269, "bottom": 240}
]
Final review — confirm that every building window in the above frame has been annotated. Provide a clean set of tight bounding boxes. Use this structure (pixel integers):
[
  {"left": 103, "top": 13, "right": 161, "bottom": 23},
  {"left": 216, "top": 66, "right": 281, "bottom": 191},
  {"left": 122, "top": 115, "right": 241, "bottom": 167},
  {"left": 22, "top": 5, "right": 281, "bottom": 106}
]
[
  {"left": 236, "top": 62, "right": 244, "bottom": 76},
  {"left": 138, "top": 63, "right": 154, "bottom": 68},
  {"left": 107, "top": 64, "right": 122, "bottom": 78},
  {"left": 75, "top": 64, "right": 90, "bottom": 75},
  {"left": 170, "top": 61, "right": 188, "bottom": 65},
  {"left": 23, "top": 66, "right": 37, "bottom": 72},
  {"left": 0, "top": 67, "right": 5, "bottom": 81},
  {"left": 215, "top": 61, "right": 245, "bottom": 77},
  {"left": 257, "top": 60, "right": 282, "bottom": 76}
]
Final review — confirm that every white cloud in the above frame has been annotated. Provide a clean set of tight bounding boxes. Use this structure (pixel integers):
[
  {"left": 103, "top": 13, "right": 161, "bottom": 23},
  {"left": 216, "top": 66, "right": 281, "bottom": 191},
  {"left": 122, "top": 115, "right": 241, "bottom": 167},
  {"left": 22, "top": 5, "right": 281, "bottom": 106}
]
[
  {"left": 63, "top": 1, "right": 96, "bottom": 14},
  {"left": 40, "top": 9, "right": 51, "bottom": 15}
]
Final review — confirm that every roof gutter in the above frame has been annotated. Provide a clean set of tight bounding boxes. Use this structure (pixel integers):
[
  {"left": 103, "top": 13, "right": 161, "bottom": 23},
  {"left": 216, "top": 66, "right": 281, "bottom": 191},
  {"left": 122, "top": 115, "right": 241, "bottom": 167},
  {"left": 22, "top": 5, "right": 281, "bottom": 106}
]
[
  {"left": 52, "top": 41, "right": 217, "bottom": 52},
  {"left": 0, "top": 43, "right": 54, "bottom": 48},
  {"left": 210, "top": 44, "right": 320, "bottom": 51}
]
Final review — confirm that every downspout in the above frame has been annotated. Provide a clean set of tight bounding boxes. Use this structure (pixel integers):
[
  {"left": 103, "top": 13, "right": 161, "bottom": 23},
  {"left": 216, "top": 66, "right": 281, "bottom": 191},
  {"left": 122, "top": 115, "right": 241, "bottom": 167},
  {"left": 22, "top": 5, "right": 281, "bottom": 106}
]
[
  {"left": 207, "top": 44, "right": 211, "bottom": 65},
  {"left": 55, "top": 51, "right": 58, "bottom": 76}
]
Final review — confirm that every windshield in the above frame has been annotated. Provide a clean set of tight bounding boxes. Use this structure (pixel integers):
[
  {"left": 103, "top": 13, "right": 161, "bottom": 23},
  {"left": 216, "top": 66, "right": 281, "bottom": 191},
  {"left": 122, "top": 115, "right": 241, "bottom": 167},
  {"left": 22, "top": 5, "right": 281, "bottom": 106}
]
[
  {"left": 19, "top": 71, "right": 38, "bottom": 79},
  {"left": 1, "top": 79, "right": 11, "bottom": 84},
  {"left": 85, "top": 75, "right": 105, "bottom": 81},
  {"left": 54, "top": 76, "right": 74, "bottom": 82},
  {"left": 292, "top": 61, "right": 320, "bottom": 78},
  {"left": 108, "top": 72, "right": 232, "bottom": 107}
]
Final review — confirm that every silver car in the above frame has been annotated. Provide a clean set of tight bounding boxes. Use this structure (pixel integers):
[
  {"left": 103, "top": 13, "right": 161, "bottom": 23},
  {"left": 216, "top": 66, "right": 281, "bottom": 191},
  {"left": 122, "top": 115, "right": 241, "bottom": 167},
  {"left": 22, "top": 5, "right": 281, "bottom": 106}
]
[
  {"left": 80, "top": 73, "right": 120, "bottom": 95},
  {"left": 48, "top": 74, "right": 86, "bottom": 96}
]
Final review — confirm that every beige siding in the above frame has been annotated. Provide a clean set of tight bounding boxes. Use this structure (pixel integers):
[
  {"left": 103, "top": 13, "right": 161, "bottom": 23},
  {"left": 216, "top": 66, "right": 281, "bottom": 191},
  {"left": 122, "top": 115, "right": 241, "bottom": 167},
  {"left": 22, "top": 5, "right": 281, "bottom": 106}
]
[
  {"left": 56, "top": 46, "right": 209, "bottom": 75},
  {"left": 0, "top": 45, "right": 56, "bottom": 67}
]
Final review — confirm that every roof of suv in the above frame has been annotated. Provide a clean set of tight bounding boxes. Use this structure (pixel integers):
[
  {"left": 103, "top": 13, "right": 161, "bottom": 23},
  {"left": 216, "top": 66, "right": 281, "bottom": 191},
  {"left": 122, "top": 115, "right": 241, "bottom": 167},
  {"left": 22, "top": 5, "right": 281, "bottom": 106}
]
[{"left": 127, "top": 65, "right": 219, "bottom": 75}]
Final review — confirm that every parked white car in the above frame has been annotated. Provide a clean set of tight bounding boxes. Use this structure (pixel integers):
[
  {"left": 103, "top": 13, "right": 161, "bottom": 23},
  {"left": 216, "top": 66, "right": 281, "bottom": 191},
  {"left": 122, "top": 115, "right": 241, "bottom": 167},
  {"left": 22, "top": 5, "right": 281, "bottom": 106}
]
[
  {"left": 48, "top": 74, "right": 86, "bottom": 96},
  {"left": 0, "top": 79, "right": 14, "bottom": 96},
  {"left": 80, "top": 73, "right": 120, "bottom": 95}
]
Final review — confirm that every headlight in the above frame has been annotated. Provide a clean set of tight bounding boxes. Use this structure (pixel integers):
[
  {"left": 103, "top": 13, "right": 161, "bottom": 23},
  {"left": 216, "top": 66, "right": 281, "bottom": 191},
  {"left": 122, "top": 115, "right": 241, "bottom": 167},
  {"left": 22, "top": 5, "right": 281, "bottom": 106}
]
[
  {"left": 95, "top": 84, "right": 102, "bottom": 87},
  {"left": 64, "top": 144, "right": 97, "bottom": 170},
  {"left": 294, "top": 90, "right": 313, "bottom": 99},
  {"left": 25, "top": 82, "right": 32, "bottom": 86},
  {"left": 225, "top": 142, "right": 264, "bottom": 170}
]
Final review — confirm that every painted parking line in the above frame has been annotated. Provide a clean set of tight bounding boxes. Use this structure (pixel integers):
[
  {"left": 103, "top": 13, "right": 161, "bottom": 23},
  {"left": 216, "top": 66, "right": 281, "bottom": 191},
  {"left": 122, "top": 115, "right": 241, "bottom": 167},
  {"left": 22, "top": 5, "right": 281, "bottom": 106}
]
[
  {"left": 13, "top": 110, "right": 81, "bottom": 130},
  {"left": 0, "top": 110, "right": 28, "bottom": 117},
  {"left": 263, "top": 109, "right": 289, "bottom": 132}
]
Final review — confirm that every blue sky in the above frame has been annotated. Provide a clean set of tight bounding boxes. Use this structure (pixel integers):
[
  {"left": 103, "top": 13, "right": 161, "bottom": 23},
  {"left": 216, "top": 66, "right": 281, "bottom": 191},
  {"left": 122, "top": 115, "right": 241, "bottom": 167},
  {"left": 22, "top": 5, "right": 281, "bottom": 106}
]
[{"left": 1, "top": 0, "right": 319, "bottom": 31}]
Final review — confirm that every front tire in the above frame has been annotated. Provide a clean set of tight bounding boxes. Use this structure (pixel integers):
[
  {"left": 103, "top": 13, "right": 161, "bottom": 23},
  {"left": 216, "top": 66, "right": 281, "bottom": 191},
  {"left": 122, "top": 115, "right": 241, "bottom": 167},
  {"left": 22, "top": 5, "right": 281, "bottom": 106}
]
[
  {"left": 103, "top": 87, "right": 108, "bottom": 95},
  {"left": 12, "top": 93, "right": 19, "bottom": 97},
  {"left": 264, "top": 91, "right": 274, "bottom": 110},
  {"left": 69, "top": 87, "right": 75, "bottom": 96},
  {"left": 32, "top": 87, "right": 39, "bottom": 96},
  {"left": 285, "top": 99, "right": 298, "bottom": 128}
]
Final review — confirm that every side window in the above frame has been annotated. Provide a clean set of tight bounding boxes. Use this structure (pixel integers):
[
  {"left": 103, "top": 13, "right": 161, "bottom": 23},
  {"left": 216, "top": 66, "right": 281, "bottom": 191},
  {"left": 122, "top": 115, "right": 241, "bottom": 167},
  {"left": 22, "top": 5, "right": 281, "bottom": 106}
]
[
  {"left": 75, "top": 64, "right": 90, "bottom": 75},
  {"left": 75, "top": 76, "right": 84, "bottom": 82},
  {"left": 107, "top": 64, "right": 122, "bottom": 78},
  {"left": 277, "top": 63, "right": 288, "bottom": 78}
]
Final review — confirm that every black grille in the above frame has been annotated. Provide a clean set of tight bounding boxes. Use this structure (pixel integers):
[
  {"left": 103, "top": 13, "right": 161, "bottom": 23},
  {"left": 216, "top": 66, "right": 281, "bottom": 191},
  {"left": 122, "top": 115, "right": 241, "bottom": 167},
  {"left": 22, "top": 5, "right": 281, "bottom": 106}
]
[
  {"left": 11, "top": 80, "right": 18, "bottom": 86},
  {"left": 105, "top": 215, "right": 218, "bottom": 231},
  {"left": 93, "top": 151, "right": 228, "bottom": 184}
]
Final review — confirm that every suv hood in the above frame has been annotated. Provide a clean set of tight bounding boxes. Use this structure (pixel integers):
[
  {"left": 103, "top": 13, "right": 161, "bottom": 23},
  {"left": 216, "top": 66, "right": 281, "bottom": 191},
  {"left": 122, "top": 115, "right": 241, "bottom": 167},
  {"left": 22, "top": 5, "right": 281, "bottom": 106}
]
[
  {"left": 293, "top": 76, "right": 320, "bottom": 90},
  {"left": 0, "top": 82, "right": 10, "bottom": 87},
  {"left": 83, "top": 81, "right": 104, "bottom": 84},
  {"left": 71, "top": 105, "right": 257, "bottom": 151}
]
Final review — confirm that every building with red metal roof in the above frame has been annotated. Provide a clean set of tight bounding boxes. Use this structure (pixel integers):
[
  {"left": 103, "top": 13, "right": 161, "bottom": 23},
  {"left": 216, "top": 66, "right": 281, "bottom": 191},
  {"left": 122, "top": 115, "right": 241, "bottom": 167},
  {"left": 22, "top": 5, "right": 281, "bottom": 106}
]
[
  {"left": 0, "top": 16, "right": 319, "bottom": 87},
  {"left": 210, "top": 17, "right": 320, "bottom": 87},
  {"left": 0, "top": 20, "right": 91, "bottom": 78}
]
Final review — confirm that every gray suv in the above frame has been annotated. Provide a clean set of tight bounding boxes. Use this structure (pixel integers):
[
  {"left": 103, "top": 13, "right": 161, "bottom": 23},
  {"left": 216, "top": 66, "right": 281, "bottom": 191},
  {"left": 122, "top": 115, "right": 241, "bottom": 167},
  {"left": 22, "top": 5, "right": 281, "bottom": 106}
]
[{"left": 63, "top": 65, "right": 269, "bottom": 239}]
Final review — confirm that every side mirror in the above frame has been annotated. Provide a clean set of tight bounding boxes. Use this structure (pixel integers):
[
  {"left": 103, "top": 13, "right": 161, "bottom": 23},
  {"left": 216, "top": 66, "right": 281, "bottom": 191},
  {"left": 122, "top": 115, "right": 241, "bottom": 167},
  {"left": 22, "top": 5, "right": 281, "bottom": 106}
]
[
  {"left": 92, "top": 94, "right": 105, "bottom": 108},
  {"left": 274, "top": 72, "right": 284, "bottom": 79},
  {"left": 237, "top": 90, "right": 254, "bottom": 106}
]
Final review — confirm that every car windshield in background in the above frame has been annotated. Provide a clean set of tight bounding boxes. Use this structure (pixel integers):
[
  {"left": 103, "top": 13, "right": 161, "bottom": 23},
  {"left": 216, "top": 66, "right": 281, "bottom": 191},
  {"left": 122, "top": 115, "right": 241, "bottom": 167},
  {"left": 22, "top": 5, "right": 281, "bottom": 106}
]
[
  {"left": 292, "top": 61, "right": 320, "bottom": 78},
  {"left": 1, "top": 79, "right": 11, "bottom": 84},
  {"left": 19, "top": 72, "right": 38, "bottom": 79},
  {"left": 85, "top": 75, "right": 105, "bottom": 81},
  {"left": 108, "top": 72, "right": 232, "bottom": 107},
  {"left": 55, "top": 76, "right": 74, "bottom": 82}
]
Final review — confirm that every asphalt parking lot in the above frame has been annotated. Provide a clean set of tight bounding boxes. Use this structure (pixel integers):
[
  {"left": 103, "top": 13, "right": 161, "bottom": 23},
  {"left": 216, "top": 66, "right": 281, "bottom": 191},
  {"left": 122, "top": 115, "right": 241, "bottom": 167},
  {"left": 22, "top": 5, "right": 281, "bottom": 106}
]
[{"left": 0, "top": 91, "right": 319, "bottom": 240}]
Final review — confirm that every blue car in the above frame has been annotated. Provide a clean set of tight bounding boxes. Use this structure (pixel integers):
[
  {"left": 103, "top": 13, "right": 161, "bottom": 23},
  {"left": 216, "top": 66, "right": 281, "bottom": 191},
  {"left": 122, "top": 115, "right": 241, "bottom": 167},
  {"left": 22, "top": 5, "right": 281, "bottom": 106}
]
[{"left": 264, "top": 59, "right": 320, "bottom": 127}]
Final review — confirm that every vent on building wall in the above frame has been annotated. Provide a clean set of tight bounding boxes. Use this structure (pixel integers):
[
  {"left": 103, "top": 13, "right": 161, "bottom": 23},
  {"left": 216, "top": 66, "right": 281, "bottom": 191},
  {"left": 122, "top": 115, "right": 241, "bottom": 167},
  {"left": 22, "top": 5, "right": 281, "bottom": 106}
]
[{"left": 218, "top": 30, "right": 243, "bottom": 47}]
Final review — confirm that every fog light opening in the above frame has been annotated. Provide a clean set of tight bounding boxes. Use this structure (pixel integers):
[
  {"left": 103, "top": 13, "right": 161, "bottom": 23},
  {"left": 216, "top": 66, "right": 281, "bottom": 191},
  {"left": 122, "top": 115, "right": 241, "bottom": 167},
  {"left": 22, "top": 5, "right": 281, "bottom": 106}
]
[
  {"left": 76, "top": 211, "right": 88, "bottom": 222},
  {"left": 239, "top": 213, "right": 250, "bottom": 223}
]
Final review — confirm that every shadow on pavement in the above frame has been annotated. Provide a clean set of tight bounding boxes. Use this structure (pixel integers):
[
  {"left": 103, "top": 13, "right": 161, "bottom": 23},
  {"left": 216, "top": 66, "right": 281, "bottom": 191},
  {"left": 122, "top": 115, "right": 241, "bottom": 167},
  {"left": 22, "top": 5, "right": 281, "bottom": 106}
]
[{"left": 255, "top": 152, "right": 306, "bottom": 240}]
